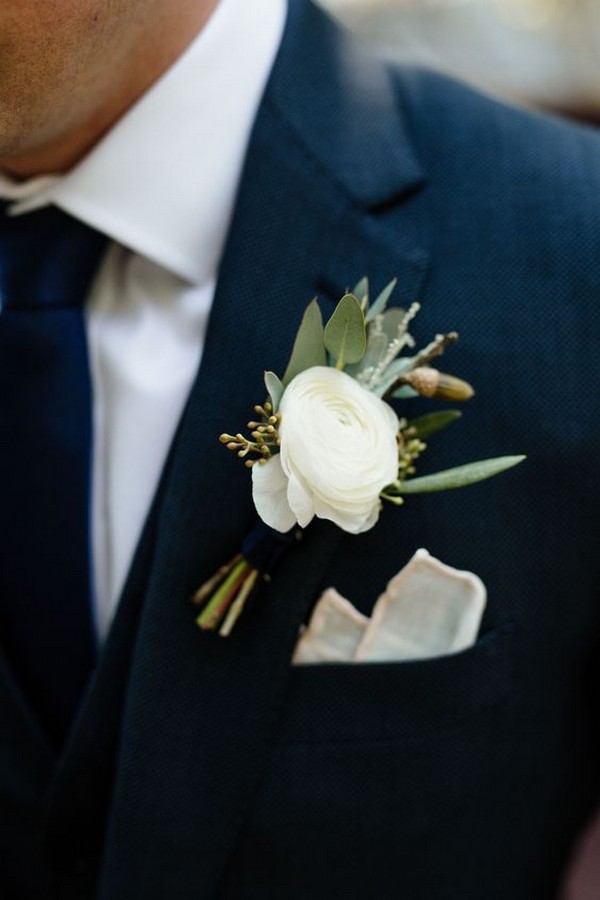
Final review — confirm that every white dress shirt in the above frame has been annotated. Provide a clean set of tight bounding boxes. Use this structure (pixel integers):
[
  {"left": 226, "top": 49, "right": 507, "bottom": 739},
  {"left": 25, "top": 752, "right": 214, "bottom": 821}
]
[{"left": 0, "top": 0, "right": 287, "bottom": 639}]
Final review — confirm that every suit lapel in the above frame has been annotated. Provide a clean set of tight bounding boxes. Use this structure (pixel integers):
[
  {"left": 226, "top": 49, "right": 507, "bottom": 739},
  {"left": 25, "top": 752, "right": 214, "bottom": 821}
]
[{"left": 99, "top": 3, "right": 430, "bottom": 896}]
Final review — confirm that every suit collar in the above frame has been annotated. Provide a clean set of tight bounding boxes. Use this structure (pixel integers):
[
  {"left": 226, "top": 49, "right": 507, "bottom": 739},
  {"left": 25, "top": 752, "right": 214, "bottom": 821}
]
[{"left": 267, "top": 0, "right": 425, "bottom": 208}]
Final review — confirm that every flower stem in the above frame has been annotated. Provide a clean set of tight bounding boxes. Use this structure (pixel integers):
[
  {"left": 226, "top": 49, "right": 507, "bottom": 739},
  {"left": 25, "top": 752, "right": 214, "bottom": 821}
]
[
  {"left": 196, "top": 558, "right": 250, "bottom": 631},
  {"left": 191, "top": 554, "right": 242, "bottom": 606},
  {"left": 219, "top": 568, "right": 260, "bottom": 637}
]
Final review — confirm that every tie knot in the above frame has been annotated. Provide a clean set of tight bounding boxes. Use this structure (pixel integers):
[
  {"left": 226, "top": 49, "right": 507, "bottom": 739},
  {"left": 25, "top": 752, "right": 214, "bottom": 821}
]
[{"left": 0, "top": 203, "right": 108, "bottom": 311}]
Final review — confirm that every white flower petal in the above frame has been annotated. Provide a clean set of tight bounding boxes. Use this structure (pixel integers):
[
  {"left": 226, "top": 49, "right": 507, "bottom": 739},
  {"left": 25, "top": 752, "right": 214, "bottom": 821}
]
[
  {"left": 251, "top": 455, "right": 297, "bottom": 533},
  {"left": 354, "top": 500, "right": 382, "bottom": 534},
  {"left": 286, "top": 470, "right": 315, "bottom": 529},
  {"left": 311, "top": 493, "right": 381, "bottom": 534},
  {"left": 277, "top": 366, "right": 399, "bottom": 534}
]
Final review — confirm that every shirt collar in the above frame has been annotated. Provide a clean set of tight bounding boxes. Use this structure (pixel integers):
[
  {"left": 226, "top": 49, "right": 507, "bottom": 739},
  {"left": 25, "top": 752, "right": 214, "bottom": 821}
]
[{"left": 0, "top": 0, "right": 286, "bottom": 285}]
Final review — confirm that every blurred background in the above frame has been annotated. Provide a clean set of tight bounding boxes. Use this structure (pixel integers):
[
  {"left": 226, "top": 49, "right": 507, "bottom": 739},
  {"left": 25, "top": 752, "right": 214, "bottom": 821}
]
[{"left": 320, "top": 0, "right": 600, "bottom": 124}]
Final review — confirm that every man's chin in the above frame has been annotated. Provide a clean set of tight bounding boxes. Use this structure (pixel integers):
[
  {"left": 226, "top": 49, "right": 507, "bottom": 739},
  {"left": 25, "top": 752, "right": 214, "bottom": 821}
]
[
  {"left": 0, "top": 114, "right": 35, "bottom": 170},
  {"left": 0, "top": 137, "right": 30, "bottom": 177},
  {"left": 0, "top": 120, "right": 71, "bottom": 179}
]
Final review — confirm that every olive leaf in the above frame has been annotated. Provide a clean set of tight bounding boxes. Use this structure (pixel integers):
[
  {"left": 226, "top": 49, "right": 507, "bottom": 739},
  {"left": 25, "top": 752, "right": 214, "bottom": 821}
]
[
  {"left": 371, "top": 357, "right": 415, "bottom": 397},
  {"left": 282, "top": 299, "right": 326, "bottom": 387},
  {"left": 394, "top": 456, "right": 526, "bottom": 494},
  {"left": 390, "top": 384, "right": 419, "bottom": 399},
  {"left": 352, "top": 277, "right": 370, "bottom": 312},
  {"left": 404, "top": 410, "right": 462, "bottom": 440},
  {"left": 365, "top": 277, "right": 398, "bottom": 323},
  {"left": 324, "top": 293, "right": 367, "bottom": 369},
  {"left": 378, "top": 306, "right": 408, "bottom": 344},
  {"left": 264, "top": 371, "right": 284, "bottom": 411},
  {"left": 344, "top": 329, "right": 388, "bottom": 379}
]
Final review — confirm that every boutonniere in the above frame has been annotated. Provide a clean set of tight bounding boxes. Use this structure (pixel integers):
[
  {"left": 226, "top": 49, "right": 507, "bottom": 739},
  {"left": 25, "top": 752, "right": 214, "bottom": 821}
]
[{"left": 193, "top": 279, "right": 524, "bottom": 636}]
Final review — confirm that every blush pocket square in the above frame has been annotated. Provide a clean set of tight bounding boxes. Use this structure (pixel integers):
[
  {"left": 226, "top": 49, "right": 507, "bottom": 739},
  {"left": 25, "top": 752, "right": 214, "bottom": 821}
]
[{"left": 292, "top": 549, "right": 487, "bottom": 665}]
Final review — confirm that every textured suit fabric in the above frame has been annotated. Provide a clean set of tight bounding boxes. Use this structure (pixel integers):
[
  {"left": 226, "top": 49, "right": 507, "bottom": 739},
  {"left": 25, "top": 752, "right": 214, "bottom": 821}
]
[
  {"left": 2, "top": 1, "right": 600, "bottom": 897},
  {"left": 0, "top": 205, "right": 107, "bottom": 746}
]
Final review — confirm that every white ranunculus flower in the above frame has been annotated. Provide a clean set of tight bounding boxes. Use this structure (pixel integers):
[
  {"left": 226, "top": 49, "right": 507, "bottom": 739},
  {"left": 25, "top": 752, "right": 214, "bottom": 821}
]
[{"left": 252, "top": 366, "right": 399, "bottom": 534}]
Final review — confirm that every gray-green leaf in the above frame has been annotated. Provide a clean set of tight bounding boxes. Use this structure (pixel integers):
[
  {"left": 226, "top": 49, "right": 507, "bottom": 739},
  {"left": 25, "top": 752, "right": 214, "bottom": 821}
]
[
  {"left": 282, "top": 299, "right": 326, "bottom": 386},
  {"left": 344, "top": 329, "right": 388, "bottom": 379},
  {"left": 371, "top": 357, "right": 415, "bottom": 397},
  {"left": 365, "top": 277, "right": 398, "bottom": 323},
  {"left": 391, "top": 384, "right": 419, "bottom": 399},
  {"left": 395, "top": 456, "right": 526, "bottom": 494},
  {"left": 352, "top": 277, "right": 369, "bottom": 311},
  {"left": 404, "top": 410, "right": 462, "bottom": 440},
  {"left": 324, "top": 293, "right": 367, "bottom": 368},
  {"left": 264, "top": 371, "right": 284, "bottom": 411},
  {"left": 379, "top": 306, "right": 407, "bottom": 344}
]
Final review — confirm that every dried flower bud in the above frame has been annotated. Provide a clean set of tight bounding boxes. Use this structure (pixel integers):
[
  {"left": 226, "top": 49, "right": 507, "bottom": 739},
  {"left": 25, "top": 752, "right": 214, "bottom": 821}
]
[{"left": 402, "top": 367, "right": 474, "bottom": 401}]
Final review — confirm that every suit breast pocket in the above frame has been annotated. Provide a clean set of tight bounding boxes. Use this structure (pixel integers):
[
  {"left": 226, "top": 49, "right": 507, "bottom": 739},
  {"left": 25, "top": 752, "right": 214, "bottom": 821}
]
[
  {"left": 225, "top": 624, "right": 519, "bottom": 899},
  {"left": 277, "top": 621, "right": 516, "bottom": 745}
]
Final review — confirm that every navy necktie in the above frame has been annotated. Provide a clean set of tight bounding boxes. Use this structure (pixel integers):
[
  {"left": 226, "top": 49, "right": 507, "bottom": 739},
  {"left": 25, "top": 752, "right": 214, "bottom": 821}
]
[{"left": 0, "top": 202, "right": 108, "bottom": 747}]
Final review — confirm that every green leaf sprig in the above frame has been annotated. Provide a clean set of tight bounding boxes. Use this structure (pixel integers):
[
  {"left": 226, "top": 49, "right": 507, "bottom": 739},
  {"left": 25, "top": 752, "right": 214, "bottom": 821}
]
[{"left": 221, "top": 278, "right": 525, "bottom": 497}]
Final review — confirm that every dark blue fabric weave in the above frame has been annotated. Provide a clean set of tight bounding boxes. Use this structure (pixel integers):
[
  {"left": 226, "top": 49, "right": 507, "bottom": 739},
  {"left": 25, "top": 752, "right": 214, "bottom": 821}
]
[{"left": 0, "top": 203, "right": 107, "bottom": 747}]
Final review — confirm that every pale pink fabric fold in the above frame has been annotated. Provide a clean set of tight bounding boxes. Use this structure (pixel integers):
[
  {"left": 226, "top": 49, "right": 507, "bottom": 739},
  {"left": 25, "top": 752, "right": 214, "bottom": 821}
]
[{"left": 293, "top": 549, "right": 486, "bottom": 665}]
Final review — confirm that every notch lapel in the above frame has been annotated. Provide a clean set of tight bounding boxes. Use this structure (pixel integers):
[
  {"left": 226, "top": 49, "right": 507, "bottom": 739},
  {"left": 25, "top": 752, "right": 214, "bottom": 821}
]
[{"left": 100, "top": 3, "right": 431, "bottom": 896}]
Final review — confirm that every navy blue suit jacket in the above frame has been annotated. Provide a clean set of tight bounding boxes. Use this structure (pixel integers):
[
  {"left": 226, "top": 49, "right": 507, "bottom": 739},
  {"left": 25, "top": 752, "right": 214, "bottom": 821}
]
[{"left": 2, "top": 1, "right": 600, "bottom": 897}]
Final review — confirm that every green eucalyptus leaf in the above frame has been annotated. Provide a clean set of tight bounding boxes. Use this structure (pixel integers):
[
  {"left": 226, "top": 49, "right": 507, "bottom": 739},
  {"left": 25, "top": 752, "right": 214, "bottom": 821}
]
[
  {"left": 324, "top": 293, "right": 367, "bottom": 368},
  {"left": 371, "top": 357, "right": 415, "bottom": 397},
  {"left": 282, "top": 299, "right": 326, "bottom": 386},
  {"left": 362, "top": 330, "right": 389, "bottom": 369},
  {"left": 352, "top": 277, "right": 369, "bottom": 312},
  {"left": 391, "top": 384, "right": 419, "bottom": 399},
  {"left": 405, "top": 410, "right": 462, "bottom": 439},
  {"left": 365, "top": 277, "right": 398, "bottom": 323},
  {"left": 344, "top": 329, "right": 388, "bottom": 378},
  {"left": 264, "top": 370, "right": 284, "bottom": 411},
  {"left": 396, "top": 456, "right": 526, "bottom": 494},
  {"left": 379, "top": 307, "right": 407, "bottom": 344}
]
